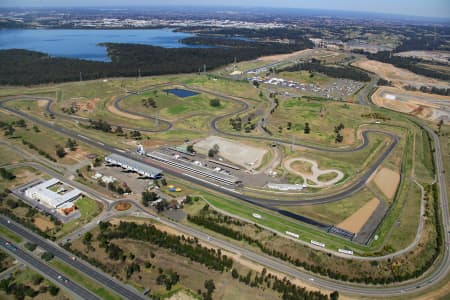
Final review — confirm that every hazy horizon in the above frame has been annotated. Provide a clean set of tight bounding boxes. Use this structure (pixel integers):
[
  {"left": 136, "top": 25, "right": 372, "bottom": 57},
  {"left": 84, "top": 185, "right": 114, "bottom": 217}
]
[{"left": 1, "top": 0, "right": 449, "bottom": 19}]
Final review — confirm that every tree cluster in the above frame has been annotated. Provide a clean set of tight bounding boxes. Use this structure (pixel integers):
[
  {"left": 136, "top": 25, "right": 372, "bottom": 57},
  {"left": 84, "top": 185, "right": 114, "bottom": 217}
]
[
  {"left": 404, "top": 85, "right": 450, "bottom": 96},
  {"left": 21, "top": 139, "right": 56, "bottom": 162},
  {"left": 141, "top": 191, "right": 159, "bottom": 206},
  {"left": 97, "top": 221, "right": 233, "bottom": 272},
  {"left": 142, "top": 97, "right": 157, "bottom": 108},
  {"left": 279, "top": 61, "right": 370, "bottom": 82},
  {"left": 0, "top": 168, "right": 15, "bottom": 180}
]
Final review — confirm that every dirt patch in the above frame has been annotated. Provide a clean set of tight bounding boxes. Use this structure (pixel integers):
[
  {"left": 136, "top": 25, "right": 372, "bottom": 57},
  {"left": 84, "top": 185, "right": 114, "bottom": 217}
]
[
  {"left": 142, "top": 139, "right": 179, "bottom": 149},
  {"left": 337, "top": 198, "right": 380, "bottom": 233},
  {"left": 194, "top": 136, "right": 267, "bottom": 170},
  {"left": 37, "top": 100, "right": 47, "bottom": 108},
  {"left": 75, "top": 98, "right": 100, "bottom": 113},
  {"left": 258, "top": 49, "right": 312, "bottom": 62},
  {"left": 373, "top": 168, "right": 400, "bottom": 199},
  {"left": 34, "top": 217, "right": 54, "bottom": 231},
  {"left": 372, "top": 87, "right": 450, "bottom": 123},
  {"left": 106, "top": 102, "right": 144, "bottom": 120},
  {"left": 341, "top": 128, "right": 355, "bottom": 145},
  {"left": 114, "top": 202, "right": 131, "bottom": 211},
  {"left": 64, "top": 146, "right": 91, "bottom": 162},
  {"left": 167, "top": 291, "right": 194, "bottom": 300},
  {"left": 353, "top": 59, "right": 450, "bottom": 88},
  {"left": 290, "top": 160, "right": 313, "bottom": 175}
]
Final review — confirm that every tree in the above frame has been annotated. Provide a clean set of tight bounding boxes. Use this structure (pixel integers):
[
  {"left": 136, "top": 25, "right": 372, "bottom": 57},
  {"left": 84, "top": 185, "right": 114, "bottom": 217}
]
[
  {"left": 15, "top": 119, "right": 27, "bottom": 128},
  {"left": 66, "top": 138, "right": 77, "bottom": 151},
  {"left": 186, "top": 144, "right": 195, "bottom": 153},
  {"left": 83, "top": 232, "right": 93, "bottom": 245},
  {"left": 335, "top": 133, "right": 344, "bottom": 143},
  {"left": 330, "top": 291, "right": 339, "bottom": 300},
  {"left": 115, "top": 126, "right": 124, "bottom": 135},
  {"left": 55, "top": 145, "right": 66, "bottom": 158},
  {"left": 41, "top": 252, "right": 54, "bottom": 261},
  {"left": 0, "top": 168, "right": 15, "bottom": 180},
  {"left": 209, "top": 99, "right": 221, "bottom": 107},
  {"left": 304, "top": 122, "right": 310, "bottom": 134},
  {"left": 204, "top": 279, "right": 216, "bottom": 295},
  {"left": 48, "top": 285, "right": 59, "bottom": 296}
]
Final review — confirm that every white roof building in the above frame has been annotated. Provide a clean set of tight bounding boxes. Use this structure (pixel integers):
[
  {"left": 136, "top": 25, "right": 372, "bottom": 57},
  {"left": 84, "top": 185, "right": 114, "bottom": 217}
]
[{"left": 25, "top": 178, "right": 82, "bottom": 208}]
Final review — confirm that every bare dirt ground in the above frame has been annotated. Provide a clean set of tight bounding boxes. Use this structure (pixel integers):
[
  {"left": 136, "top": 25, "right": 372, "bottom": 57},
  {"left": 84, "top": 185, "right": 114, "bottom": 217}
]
[
  {"left": 353, "top": 59, "right": 450, "bottom": 88},
  {"left": 373, "top": 167, "right": 400, "bottom": 199},
  {"left": 34, "top": 217, "right": 54, "bottom": 231},
  {"left": 167, "top": 291, "right": 194, "bottom": 300},
  {"left": 337, "top": 198, "right": 380, "bottom": 234},
  {"left": 284, "top": 157, "right": 344, "bottom": 187},
  {"left": 258, "top": 49, "right": 313, "bottom": 61},
  {"left": 341, "top": 128, "right": 355, "bottom": 145},
  {"left": 395, "top": 50, "right": 450, "bottom": 64},
  {"left": 106, "top": 102, "right": 145, "bottom": 120},
  {"left": 372, "top": 87, "right": 450, "bottom": 123},
  {"left": 37, "top": 100, "right": 47, "bottom": 108},
  {"left": 65, "top": 147, "right": 92, "bottom": 162},
  {"left": 194, "top": 136, "right": 267, "bottom": 170}
]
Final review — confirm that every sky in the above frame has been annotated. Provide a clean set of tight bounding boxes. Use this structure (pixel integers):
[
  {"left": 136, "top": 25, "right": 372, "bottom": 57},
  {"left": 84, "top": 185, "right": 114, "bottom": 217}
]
[{"left": 1, "top": 0, "right": 449, "bottom": 19}]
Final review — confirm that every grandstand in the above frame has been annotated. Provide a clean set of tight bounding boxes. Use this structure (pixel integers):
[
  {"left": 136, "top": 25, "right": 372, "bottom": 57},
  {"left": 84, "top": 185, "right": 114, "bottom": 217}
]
[{"left": 146, "top": 151, "right": 240, "bottom": 185}]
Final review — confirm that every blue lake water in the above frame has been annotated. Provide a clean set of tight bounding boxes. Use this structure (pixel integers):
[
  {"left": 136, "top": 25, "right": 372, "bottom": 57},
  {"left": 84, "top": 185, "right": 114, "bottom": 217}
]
[
  {"left": 0, "top": 29, "right": 197, "bottom": 61},
  {"left": 164, "top": 88, "right": 199, "bottom": 98}
]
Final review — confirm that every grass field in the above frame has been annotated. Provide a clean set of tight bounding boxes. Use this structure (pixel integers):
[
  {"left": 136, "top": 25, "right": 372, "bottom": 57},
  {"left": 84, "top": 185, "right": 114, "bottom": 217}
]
[
  {"left": 281, "top": 187, "right": 376, "bottom": 225},
  {"left": 0, "top": 226, "right": 22, "bottom": 243},
  {"left": 120, "top": 87, "right": 237, "bottom": 121},
  {"left": 0, "top": 267, "right": 72, "bottom": 300},
  {"left": 0, "top": 144, "right": 23, "bottom": 166},
  {"left": 50, "top": 259, "right": 122, "bottom": 300},
  {"left": 0, "top": 110, "right": 104, "bottom": 165},
  {"left": 53, "top": 196, "right": 102, "bottom": 238}
]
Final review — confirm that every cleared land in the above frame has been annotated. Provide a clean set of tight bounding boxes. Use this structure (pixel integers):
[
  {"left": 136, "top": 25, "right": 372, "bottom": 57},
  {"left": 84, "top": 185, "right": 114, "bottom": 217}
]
[
  {"left": 373, "top": 167, "right": 400, "bottom": 199},
  {"left": 337, "top": 198, "right": 380, "bottom": 233},
  {"left": 372, "top": 86, "right": 450, "bottom": 123},
  {"left": 353, "top": 59, "right": 450, "bottom": 88},
  {"left": 194, "top": 136, "right": 267, "bottom": 169}
]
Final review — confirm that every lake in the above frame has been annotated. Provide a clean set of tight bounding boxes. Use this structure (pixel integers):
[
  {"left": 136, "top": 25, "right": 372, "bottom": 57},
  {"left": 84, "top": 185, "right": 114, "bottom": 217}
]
[
  {"left": 164, "top": 88, "right": 200, "bottom": 98},
  {"left": 0, "top": 29, "right": 197, "bottom": 61}
]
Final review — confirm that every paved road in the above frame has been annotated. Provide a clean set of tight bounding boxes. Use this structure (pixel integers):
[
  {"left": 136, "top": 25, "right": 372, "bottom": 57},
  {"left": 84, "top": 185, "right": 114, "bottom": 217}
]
[
  {"left": 0, "top": 236, "right": 100, "bottom": 300},
  {"left": 0, "top": 216, "right": 148, "bottom": 300}
]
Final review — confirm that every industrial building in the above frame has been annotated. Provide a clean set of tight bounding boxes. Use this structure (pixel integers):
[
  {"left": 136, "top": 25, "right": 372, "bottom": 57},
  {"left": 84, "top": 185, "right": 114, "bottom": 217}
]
[
  {"left": 24, "top": 178, "right": 81, "bottom": 209},
  {"left": 105, "top": 153, "right": 163, "bottom": 179}
]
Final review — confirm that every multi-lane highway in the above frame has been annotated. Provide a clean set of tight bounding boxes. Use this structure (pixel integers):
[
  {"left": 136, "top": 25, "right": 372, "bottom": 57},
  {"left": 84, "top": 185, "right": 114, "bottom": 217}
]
[
  {"left": 0, "top": 236, "right": 100, "bottom": 300},
  {"left": 0, "top": 217, "right": 148, "bottom": 300}
]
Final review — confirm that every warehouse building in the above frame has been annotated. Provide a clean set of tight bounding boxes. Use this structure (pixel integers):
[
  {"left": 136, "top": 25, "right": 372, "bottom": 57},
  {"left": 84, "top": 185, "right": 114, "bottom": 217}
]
[{"left": 105, "top": 153, "right": 163, "bottom": 179}]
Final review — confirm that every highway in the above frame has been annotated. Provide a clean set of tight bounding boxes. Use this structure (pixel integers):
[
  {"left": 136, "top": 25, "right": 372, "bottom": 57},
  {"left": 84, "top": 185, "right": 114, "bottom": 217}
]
[
  {"left": 0, "top": 236, "right": 100, "bottom": 300},
  {"left": 0, "top": 217, "right": 148, "bottom": 300}
]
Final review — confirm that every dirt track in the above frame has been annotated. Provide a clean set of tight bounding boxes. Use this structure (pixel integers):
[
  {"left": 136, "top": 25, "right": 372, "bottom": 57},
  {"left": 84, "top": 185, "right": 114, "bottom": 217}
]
[{"left": 337, "top": 198, "right": 380, "bottom": 234}]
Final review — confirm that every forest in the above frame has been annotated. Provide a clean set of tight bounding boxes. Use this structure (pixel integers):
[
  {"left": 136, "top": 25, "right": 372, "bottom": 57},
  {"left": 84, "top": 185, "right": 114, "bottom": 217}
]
[{"left": 0, "top": 38, "right": 312, "bottom": 85}]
